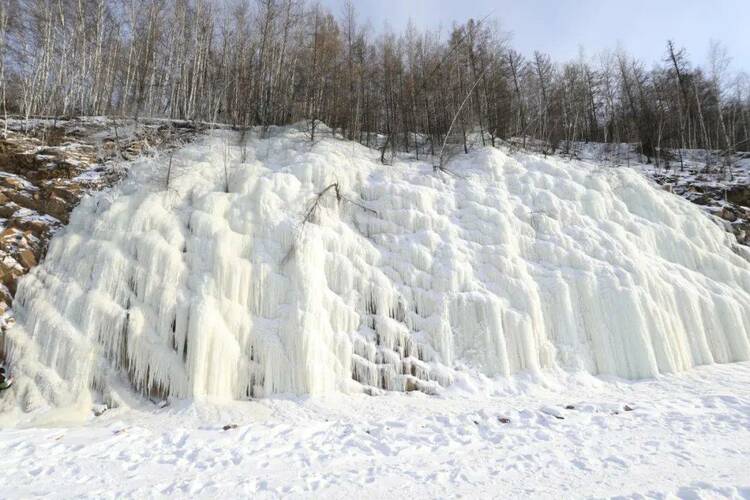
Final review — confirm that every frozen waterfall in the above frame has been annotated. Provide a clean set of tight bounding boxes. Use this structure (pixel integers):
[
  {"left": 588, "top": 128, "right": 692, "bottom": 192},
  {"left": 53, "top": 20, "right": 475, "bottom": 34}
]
[{"left": 4, "top": 126, "right": 750, "bottom": 410}]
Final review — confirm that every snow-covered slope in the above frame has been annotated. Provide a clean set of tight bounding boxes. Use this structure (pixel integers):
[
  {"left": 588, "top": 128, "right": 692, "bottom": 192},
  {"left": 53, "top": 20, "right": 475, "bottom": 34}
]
[{"left": 4, "top": 126, "right": 750, "bottom": 410}]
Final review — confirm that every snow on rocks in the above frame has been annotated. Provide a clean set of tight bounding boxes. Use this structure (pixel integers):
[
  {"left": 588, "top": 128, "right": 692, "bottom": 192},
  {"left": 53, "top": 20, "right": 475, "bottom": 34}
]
[
  {"left": 570, "top": 141, "right": 750, "bottom": 245},
  {"left": 4, "top": 126, "right": 750, "bottom": 411},
  {"left": 0, "top": 124, "right": 108, "bottom": 315},
  {"left": 0, "top": 118, "right": 196, "bottom": 348}
]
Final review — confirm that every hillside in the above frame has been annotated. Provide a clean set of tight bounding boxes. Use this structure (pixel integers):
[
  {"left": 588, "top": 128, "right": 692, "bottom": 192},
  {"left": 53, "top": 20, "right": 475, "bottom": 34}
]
[
  {"left": 2, "top": 126, "right": 750, "bottom": 414},
  {"left": 0, "top": 126, "right": 749, "bottom": 497},
  {"left": 3, "top": 0, "right": 749, "bottom": 496}
]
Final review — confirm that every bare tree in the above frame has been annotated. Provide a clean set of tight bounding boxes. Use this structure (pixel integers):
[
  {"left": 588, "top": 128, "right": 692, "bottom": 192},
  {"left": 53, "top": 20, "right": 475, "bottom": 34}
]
[{"left": 1, "top": 1, "right": 747, "bottom": 158}]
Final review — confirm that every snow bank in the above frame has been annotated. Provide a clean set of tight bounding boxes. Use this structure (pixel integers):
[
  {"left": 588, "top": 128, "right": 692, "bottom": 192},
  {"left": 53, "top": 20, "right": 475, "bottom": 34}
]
[{"left": 4, "top": 126, "right": 750, "bottom": 410}]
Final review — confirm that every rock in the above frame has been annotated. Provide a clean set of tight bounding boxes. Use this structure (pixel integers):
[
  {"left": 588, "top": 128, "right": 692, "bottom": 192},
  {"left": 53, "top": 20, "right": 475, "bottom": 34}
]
[
  {"left": 11, "top": 216, "right": 54, "bottom": 235},
  {"left": 17, "top": 248, "right": 37, "bottom": 269},
  {"left": 46, "top": 184, "right": 83, "bottom": 203},
  {"left": 41, "top": 193, "right": 71, "bottom": 221},
  {"left": 404, "top": 376, "right": 419, "bottom": 392},
  {"left": 540, "top": 406, "right": 565, "bottom": 420},
  {"left": 0, "top": 253, "right": 22, "bottom": 278},
  {"left": 726, "top": 187, "right": 750, "bottom": 207},
  {"left": 624, "top": 405, "right": 634, "bottom": 412},
  {"left": 690, "top": 194, "right": 712, "bottom": 206},
  {"left": 0, "top": 285, "right": 12, "bottom": 313},
  {"left": 5, "top": 190, "right": 41, "bottom": 212},
  {"left": 720, "top": 207, "right": 738, "bottom": 222},
  {"left": 0, "top": 226, "right": 21, "bottom": 240},
  {"left": 0, "top": 176, "right": 27, "bottom": 190},
  {"left": 0, "top": 202, "right": 17, "bottom": 218}
]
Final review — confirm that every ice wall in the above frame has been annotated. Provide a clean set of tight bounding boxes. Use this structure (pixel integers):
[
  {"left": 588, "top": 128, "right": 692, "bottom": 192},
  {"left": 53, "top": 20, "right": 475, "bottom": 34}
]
[{"left": 5, "top": 127, "right": 750, "bottom": 410}]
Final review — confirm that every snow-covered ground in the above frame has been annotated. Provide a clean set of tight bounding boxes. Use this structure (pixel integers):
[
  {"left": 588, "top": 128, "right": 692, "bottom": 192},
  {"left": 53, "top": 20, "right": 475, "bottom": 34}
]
[{"left": 1, "top": 362, "right": 749, "bottom": 498}]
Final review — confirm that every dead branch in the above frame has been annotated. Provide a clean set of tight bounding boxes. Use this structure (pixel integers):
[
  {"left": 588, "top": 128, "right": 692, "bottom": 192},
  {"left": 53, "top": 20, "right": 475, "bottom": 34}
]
[
  {"left": 282, "top": 182, "right": 377, "bottom": 265},
  {"left": 437, "top": 65, "right": 490, "bottom": 176},
  {"left": 301, "top": 182, "right": 341, "bottom": 226},
  {"left": 112, "top": 117, "right": 127, "bottom": 160},
  {"left": 165, "top": 150, "right": 174, "bottom": 189},
  {"left": 222, "top": 137, "right": 230, "bottom": 192}
]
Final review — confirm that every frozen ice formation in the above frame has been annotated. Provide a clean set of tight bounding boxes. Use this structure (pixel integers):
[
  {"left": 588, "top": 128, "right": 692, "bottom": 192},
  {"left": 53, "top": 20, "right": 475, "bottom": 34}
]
[{"left": 4, "top": 127, "right": 750, "bottom": 409}]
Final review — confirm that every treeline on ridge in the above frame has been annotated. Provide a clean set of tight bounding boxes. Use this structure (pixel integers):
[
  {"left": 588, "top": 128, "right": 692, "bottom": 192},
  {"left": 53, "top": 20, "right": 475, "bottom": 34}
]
[{"left": 1, "top": 0, "right": 749, "bottom": 164}]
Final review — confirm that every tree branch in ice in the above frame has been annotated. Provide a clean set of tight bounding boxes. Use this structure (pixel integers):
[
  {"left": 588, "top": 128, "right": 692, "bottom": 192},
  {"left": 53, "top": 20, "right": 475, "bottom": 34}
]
[
  {"left": 282, "top": 182, "right": 376, "bottom": 264},
  {"left": 222, "top": 137, "right": 231, "bottom": 193}
]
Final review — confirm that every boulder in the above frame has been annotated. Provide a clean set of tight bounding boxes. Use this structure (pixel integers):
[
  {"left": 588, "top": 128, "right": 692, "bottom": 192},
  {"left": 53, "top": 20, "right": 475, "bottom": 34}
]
[{"left": 17, "top": 248, "right": 37, "bottom": 270}]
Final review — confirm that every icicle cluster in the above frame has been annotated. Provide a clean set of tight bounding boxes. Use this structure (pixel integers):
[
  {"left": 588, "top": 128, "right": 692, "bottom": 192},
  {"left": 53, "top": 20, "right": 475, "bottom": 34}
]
[{"left": 5, "top": 127, "right": 750, "bottom": 410}]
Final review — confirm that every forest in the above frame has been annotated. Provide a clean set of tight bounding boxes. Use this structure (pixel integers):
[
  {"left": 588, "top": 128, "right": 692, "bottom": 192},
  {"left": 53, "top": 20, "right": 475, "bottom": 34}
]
[{"left": 1, "top": 0, "right": 749, "bottom": 164}]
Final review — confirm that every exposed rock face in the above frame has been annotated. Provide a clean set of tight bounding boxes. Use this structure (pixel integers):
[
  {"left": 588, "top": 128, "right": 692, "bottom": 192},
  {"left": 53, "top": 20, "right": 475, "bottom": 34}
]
[
  {"left": 650, "top": 171, "right": 750, "bottom": 246},
  {"left": 0, "top": 132, "right": 94, "bottom": 313},
  {"left": 726, "top": 186, "right": 750, "bottom": 207}
]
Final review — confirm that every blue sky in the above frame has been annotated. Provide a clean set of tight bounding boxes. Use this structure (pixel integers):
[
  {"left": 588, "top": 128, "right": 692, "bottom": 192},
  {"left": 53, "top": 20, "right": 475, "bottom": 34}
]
[{"left": 320, "top": 0, "right": 750, "bottom": 73}]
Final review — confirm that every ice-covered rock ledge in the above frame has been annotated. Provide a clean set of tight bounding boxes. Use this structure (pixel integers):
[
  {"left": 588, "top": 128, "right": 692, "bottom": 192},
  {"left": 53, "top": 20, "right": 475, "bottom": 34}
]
[
  {"left": 0, "top": 118, "right": 196, "bottom": 315},
  {"left": 4, "top": 126, "right": 750, "bottom": 411}
]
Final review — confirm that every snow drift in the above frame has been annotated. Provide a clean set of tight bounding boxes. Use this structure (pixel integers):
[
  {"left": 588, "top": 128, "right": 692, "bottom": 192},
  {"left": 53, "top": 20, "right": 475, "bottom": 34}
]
[{"left": 4, "top": 126, "right": 750, "bottom": 410}]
